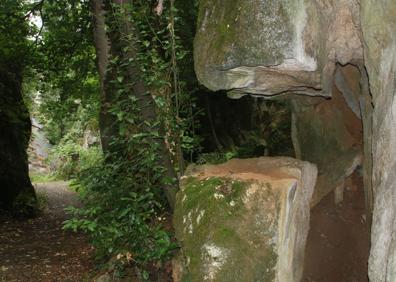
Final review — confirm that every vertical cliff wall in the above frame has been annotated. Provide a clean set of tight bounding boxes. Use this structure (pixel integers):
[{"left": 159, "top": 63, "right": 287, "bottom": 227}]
[
  {"left": 0, "top": 66, "right": 36, "bottom": 214},
  {"left": 361, "top": 1, "right": 396, "bottom": 281}
]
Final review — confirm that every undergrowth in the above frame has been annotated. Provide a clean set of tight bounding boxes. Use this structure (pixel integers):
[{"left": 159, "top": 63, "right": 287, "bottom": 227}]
[
  {"left": 29, "top": 172, "right": 59, "bottom": 183},
  {"left": 63, "top": 157, "right": 177, "bottom": 277}
]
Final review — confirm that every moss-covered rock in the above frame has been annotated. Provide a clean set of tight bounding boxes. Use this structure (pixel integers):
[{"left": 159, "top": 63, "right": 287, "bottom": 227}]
[
  {"left": 194, "top": 0, "right": 363, "bottom": 98},
  {"left": 173, "top": 157, "right": 317, "bottom": 282},
  {"left": 194, "top": 0, "right": 322, "bottom": 97},
  {"left": 196, "top": 0, "right": 292, "bottom": 70}
]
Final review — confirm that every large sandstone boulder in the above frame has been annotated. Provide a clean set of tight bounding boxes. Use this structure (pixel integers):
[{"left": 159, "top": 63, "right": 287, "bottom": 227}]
[
  {"left": 173, "top": 157, "right": 317, "bottom": 282},
  {"left": 194, "top": 0, "right": 361, "bottom": 98}
]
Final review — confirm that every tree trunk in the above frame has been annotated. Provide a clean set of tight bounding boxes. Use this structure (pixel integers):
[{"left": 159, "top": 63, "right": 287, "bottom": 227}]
[
  {"left": 120, "top": 6, "right": 178, "bottom": 206},
  {"left": 92, "top": 0, "right": 178, "bottom": 208},
  {"left": 92, "top": 0, "right": 114, "bottom": 153}
]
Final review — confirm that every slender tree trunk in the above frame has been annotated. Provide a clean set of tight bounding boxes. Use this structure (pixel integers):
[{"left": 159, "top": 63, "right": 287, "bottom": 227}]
[
  {"left": 92, "top": 0, "right": 178, "bottom": 207},
  {"left": 118, "top": 2, "right": 178, "bottom": 207},
  {"left": 92, "top": 0, "right": 114, "bottom": 153}
]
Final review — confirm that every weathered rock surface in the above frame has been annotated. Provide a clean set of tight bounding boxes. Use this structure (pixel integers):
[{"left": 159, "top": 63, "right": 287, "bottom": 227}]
[
  {"left": 194, "top": 0, "right": 365, "bottom": 209},
  {"left": 195, "top": 0, "right": 365, "bottom": 206},
  {"left": 361, "top": 1, "right": 396, "bottom": 281},
  {"left": 194, "top": 0, "right": 362, "bottom": 98},
  {"left": 0, "top": 66, "right": 36, "bottom": 214},
  {"left": 173, "top": 157, "right": 317, "bottom": 282},
  {"left": 194, "top": 0, "right": 396, "bottom": 280},
  {"left": 291, "top": 80, "right": 363, "bottom": 207}
]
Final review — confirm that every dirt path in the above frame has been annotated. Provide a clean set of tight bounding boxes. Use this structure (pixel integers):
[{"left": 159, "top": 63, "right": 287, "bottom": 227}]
[
  {"left": 303, "top": 172, "right": 370, "bottom": 282},
  {"left": 0, "top": 181, "right": 94, "bottom": 282}
]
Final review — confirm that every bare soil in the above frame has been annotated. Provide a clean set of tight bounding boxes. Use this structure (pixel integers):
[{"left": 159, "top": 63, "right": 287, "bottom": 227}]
[
  {"left": 303, "top": 172, "right": 370, "bottom": 282},
  {"left": 0, "top": 182, "right": 94, "bottom": 282}
]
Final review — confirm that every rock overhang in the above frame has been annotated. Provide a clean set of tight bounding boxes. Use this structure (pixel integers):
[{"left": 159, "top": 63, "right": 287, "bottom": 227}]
[
  {"left": 194, "top": 0, "right": 363, "bottom": 99},
  {"left": 194, "top": 0, "right": 322, "bottom": 97}
]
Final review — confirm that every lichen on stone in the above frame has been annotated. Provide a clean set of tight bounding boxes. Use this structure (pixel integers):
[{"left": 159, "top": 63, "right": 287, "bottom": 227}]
[
  {"left": 195, "top": 0, "right": 293, "bottom": 71},
  {"left": 174, "top": 177, "right": 279, "bottom": 281},
  {"left": 201, "top": 244, "right": 230, "bottom": 281}
]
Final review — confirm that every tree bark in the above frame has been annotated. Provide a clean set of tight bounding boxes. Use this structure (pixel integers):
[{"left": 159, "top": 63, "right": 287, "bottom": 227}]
[
  {"left": 92, "top": 0, "right": 113, "bottom": 153},
  {"left": 92, "top": 0, "right": 178, "bottom": 207}
]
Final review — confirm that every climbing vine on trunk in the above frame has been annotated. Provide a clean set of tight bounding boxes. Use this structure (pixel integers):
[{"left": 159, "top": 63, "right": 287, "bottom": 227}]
[{"left": 64, "top": 0, "right": 200, "bottom": 274}]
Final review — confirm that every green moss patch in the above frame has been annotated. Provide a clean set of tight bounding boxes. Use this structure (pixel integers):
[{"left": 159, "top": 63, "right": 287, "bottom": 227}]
[
  {"left": 195, "top": 0, "right": 293, "bottom": 71},
  {"left": 174, "top": 176, "right": 279, "bottom": 281}
]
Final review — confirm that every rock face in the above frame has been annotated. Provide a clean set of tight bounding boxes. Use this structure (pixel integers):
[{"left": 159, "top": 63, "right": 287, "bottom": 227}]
[
  {"left": 194, "top": 0, "right": 321, "bottom": 97},
  {"left": 194, "top": 0, "right": 365, "bottom": 210},
  {"left": 173, "top": 157, "right": 317, "bottom": 282},
  {"left": 361, "top": 1, "right": 396, "bottom": 281},
  {"left": 194, "top": 0, "right": 362, "bottom": 98},
  {"left": 28, "top": 118, "right": 52, "bottom": 174},
  {"left": 194, "top": 0, "right": 396, "bottom": 280},
  {"left": 0, "top": 67, "right": 36, "bottom": 214},
  {"left": 291, "top": 80, "right": 363, "bottom": 207},
  {"left": 194, "top": 0, "right": 363, "bottom": 93}
]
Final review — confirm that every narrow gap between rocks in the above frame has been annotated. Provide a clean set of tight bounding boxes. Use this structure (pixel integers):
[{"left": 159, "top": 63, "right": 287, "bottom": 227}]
[
  {"left": 303, "top": 170, "right": 370, "bottom": 282},
  {"left": 302, "top": 64, "right": 370, "bottom": 282}
]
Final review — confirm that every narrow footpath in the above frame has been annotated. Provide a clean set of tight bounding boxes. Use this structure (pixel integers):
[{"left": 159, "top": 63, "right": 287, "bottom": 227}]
[{"left": 0, "top": 182, "right": 94, "bottom": 282}]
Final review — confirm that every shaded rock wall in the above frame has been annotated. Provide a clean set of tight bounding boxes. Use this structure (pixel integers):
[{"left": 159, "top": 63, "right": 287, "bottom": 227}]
[
  {"left": 291, "top": 72, "right": 363, "bottom": 207},
  {"left": 361, "top": 1, "right": 396, "bottom": 281},
  {"left": 0, "top": 66, "right": 36, "bottom": 213}
]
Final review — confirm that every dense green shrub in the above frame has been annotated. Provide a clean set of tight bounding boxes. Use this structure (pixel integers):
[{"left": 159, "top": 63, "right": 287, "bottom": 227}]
[
  {"left": 48, "top": 142, "right": 102, "bottom": 179},
  {"left": 63, "top": 155, "right": 177, "bottom": 272}
]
